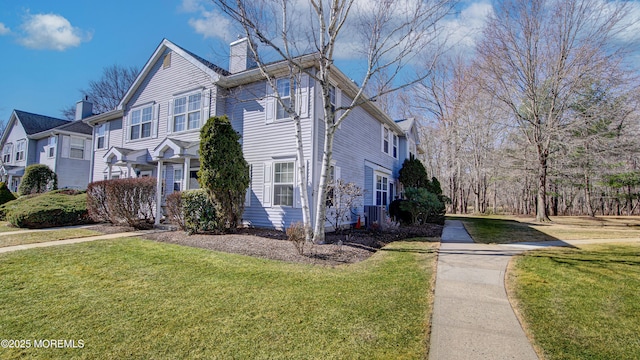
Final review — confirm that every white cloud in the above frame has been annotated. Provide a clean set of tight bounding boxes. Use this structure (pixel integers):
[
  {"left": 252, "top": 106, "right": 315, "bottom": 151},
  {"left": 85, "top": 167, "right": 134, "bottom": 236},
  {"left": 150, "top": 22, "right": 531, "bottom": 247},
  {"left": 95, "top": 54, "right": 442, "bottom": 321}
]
[
  {"left": 0, "top": 23, "right": 10, "bottom": 35},
  {"left": 188, "top": 10, "right": 234, "bottom": 41},
  {"left": 18, "top": 13, "right": 92, "bottom": 51},
  {"left": 181, "top": 0, "right": 235, "bottom": 41},
  {"left": 439, "top": 1, "right": 493, "bottom": 53}
]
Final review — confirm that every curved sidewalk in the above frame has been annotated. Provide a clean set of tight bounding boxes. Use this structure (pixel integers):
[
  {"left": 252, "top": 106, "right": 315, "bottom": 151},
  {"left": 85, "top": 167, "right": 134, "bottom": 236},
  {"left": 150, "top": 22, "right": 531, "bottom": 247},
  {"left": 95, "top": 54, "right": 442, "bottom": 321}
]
[{"left": 429, "top": 220, "right": 538, "bottom": 360}]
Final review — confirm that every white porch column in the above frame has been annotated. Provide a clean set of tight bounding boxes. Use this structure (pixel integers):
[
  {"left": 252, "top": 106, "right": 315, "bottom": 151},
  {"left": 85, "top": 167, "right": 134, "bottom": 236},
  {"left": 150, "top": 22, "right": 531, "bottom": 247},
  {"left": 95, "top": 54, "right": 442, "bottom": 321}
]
[
  {"left": 107, "top": 165, "right": 112, "bottom": 180},
  {"left": 7, "top": 175, "right": 13, "bottom": 191},
  {"left": 183, "top": 157, "right": 190, "bottom": 191},
  {"left": 155, "top": 160, "right": 164, "bottom": 225},
  {"left": 127, "top": 163, "right": 134, "bottom": 178}
]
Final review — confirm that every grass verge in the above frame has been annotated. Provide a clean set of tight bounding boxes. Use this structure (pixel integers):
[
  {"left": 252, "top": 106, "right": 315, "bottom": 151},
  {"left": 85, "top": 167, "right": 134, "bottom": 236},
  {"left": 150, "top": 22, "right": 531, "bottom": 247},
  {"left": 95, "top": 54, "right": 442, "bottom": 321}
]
[
  {"left": 0, "top": 229, "right": 102, "bottom": 248},
  {"left": 507, "top": 243, "right": 640, "bottom": 359},
  {"left": 0, "top": 238, "right": 437, "bottom": 359}
]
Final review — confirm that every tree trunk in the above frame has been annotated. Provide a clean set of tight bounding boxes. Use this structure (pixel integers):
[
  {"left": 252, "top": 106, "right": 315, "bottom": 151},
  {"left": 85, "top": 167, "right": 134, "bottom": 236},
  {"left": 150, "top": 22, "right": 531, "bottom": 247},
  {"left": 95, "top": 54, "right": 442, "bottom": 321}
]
[{"left": 536, "top": 157, "right": 551, "bottom": 222}]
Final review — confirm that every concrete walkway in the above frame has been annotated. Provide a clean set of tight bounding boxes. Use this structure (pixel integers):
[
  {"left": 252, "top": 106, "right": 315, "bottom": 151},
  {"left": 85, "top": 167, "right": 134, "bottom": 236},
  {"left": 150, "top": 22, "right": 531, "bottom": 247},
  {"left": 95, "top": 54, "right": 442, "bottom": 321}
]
[
  {"left": 0, "top": 230, "right": 150, "bottom": 254},
  {"left": 429, "top": 220, "right": 539, "bottom": 360}
]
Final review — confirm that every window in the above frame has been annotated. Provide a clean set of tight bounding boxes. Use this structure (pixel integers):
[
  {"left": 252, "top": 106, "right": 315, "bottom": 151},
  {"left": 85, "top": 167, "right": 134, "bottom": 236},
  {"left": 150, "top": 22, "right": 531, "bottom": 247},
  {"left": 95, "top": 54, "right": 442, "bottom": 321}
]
[
  {"left": 383, "top": 127, "right": 389, "bottom": 154},
  {"left": 130, "top": 105, "right": 153, "bottom": 140},
  {"left": 48, "top": 137, "right": 56, "bottom": 158},
  {"left": 2, "top": 144, "right": 12, "bottom": 163},
  {"left": 69, "top": 137, "right": 85, "bottom": 159},
  {"left": 393, "top": 134, "right": 398, "bottom": 159},
  {"left": 376, "top": 174, "right": 389, "bottom": 206},
  {"left": 96, "top": 124, "right": 106, "bottom": 149},
  {"left": 273, "top": 161, "right": 295, "bottom": 206},
  {"left": 15, "top": 141, "right": 25, "bottom": 161},
  {"left": 173, "top": 93, "right": 201, "bottom": 132},
  {"left": 174, "top": 168, "right": 183, "bottom": 192},
  {"left": 276, "top": 78, "right": 293, "bottom": 120},
  {"left": 329, "top": 85, "right": 336, "bottom": 113},
  {"left": 382, "top": 125, "right": 398, "bottom": 158}
]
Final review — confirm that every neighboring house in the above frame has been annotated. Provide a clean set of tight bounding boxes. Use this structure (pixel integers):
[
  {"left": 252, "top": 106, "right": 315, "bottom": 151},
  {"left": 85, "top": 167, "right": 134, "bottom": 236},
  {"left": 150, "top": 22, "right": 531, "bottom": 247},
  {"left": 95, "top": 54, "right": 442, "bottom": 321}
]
[
  {"left": 0, "top": 104, "right": 93, "bottom": 192},
  {"left": 84, "top": 38, "right": 421, "bottom": 229}
]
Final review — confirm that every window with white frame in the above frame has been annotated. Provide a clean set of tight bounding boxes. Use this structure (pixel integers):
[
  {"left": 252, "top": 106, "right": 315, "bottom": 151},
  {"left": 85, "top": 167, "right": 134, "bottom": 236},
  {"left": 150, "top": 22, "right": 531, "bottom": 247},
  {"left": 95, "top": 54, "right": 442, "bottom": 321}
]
[
  {"left": 329, "top": 85, "right": 336, "bottom": 113},
  {"left": 15, "top": 141, "right": 25, "bottom": 161},
  {"left": 173, "top": 92, "right": 201, "bottom": 132},
  {"left": 96, "top": 123, "right": 106, "bottom": 149},
  {"left": 382, "top": 125, "right": 398, "bottom": 158},
  {"left": 130, "top": 105, "right": 153, "bottom": 140},
  {"left": 276, "top": 78, "right": 293, "bottom": 120},
  {"left": 393, "top": 134, "right": 398, "bottom": 158},
  {"left": 376, "top": 173, "right": 389, "bottom": 206},
  {"left": 48, "top": 137, "right": 56, "bottom": 158},
  {"left": 3, "top": 143, "right": 12, "bottom": 163},
  {"left": 273, "top": 161, "right": 295, "bottom": 206},
  {"left": 174, "top": 168, "right": 183, "bottom": 191},
  {"left": 69, "top": 137, "right": 85, "bottom": 159}
]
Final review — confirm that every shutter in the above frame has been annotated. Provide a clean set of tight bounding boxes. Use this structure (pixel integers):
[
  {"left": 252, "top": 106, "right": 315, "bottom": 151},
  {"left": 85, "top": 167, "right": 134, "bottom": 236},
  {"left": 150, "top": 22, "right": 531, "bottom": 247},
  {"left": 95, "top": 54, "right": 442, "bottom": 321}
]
[
  {"left": 84, "top": 139, "right": 91, "bottom": 160},
  {"left": 336, "top": 88, "right": 343, "bottom": 129},
  {"left": 294, "top": 161, "right": 301, "bottom": 208},
  {"left": 263, "top": 162, "right": 272, "bottom": 207},
  {"left": 152, "top": 103, "right": 160, "bottom": 138},
  {"left": 202, "top": 89, "right": 210, "bottom": 124},
  {"left": 61, "top": 135, "right": 70, "bottom": 158},
  {"left": 167, "top": 101, "right": 173, "bottom": 134},
  {"left": 297, "top": 74, "right": 309, "bottom": 118},
  {"left": 265, "top": 82, "right": 275, "bottom": 124},
  {"left": 124, "top": 112, "right": 131, "bottom": 141},
  {"left": 104, "top": 122, "right": 110, "bottom": 149},
  {"left": 244, "top": 164, "right": 252, "bottom": 207}
]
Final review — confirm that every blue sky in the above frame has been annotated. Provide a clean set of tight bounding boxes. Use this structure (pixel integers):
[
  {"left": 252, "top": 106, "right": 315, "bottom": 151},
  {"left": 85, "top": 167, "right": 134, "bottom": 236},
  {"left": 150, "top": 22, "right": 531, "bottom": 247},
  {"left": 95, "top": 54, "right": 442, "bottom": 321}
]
[{"left": 0, "top": 0, "right": 494, "bottom": 123}]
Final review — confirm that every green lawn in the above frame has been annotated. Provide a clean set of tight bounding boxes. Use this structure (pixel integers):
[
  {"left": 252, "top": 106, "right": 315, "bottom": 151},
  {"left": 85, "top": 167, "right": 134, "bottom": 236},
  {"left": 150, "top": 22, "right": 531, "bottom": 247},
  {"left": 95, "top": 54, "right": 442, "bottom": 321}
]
[
  {"left": 449, "top": 215, "right": 640, "bottom": 243},
  {"left": 0, "top": 229, "right": 102, "bottom": 248},
  {"left": 0, "top": 238, "right": 437, "bottom": 359},
  {"left": 0, "top": 221, "right": 19, "bottom": 233},
  {"left": 447, "top": 215, "right": 557, "bottom": 243},
  {"left": 508, "top": 243, "right": 640, "bottom": 359}
]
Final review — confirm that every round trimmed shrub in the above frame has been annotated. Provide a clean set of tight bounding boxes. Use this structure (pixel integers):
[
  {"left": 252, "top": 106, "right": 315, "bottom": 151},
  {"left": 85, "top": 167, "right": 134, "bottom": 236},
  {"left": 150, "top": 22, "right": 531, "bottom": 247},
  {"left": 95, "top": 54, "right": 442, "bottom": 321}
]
[{"left": 18, "top": 164, "right": 58, "bottom": 196}]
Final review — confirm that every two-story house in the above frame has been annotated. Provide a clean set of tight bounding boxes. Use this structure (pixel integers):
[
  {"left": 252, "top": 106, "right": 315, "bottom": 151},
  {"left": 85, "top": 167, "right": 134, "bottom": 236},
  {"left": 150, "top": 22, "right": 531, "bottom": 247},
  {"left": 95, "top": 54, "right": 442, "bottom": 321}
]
[
  {"left": 0, "top": 105, "right": 93, "bottom": 192},
  {"left": 84, "top": 38, "right": 421, "bottom": 230}
]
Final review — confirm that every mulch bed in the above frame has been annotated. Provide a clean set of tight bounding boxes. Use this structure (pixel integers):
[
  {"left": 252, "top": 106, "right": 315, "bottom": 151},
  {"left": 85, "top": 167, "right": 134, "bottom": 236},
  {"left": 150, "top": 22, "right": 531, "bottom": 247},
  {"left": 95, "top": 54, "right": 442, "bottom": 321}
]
[{"left": 141, "top": 224, "right": 443, "bottom": 267}]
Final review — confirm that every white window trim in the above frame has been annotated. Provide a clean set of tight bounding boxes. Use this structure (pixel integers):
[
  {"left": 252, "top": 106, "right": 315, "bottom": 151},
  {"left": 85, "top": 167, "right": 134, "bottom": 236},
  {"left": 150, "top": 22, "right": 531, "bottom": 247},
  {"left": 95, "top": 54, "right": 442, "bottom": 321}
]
[
  {"left": 174, "top": 168, "right": 183, "bottom": 192},
  {"left": 381, "top": 124, "right": 398, "bottom": 158},
  {"left": 128, "top": 103, "right": 155, "bottom": 142},
  {"left": 275, "top": 78, "right": 293, "bottom": 121},
  {"left": 169, "top": 90, "right": 204, "bottom": 134},
  {"left": 47, "top": 137, "right": 56, "bottom": 158},
  {"left": 15, "top": 140, "right": 26, "bottom": 162},
  {"left": 69, "top": 137, "right": 85, "bottom": 159},
  {"left": 3, "top": 143, "right": 12, "bottom": 163},
  {"left": 273, "top": 160, "right": 296, "bottom": 207},
  {"left": 95, "top": 123, "right": 108, "bottom": 150},
  {"left": 375, "top": 172, "right": 390, "bottom": 206}
]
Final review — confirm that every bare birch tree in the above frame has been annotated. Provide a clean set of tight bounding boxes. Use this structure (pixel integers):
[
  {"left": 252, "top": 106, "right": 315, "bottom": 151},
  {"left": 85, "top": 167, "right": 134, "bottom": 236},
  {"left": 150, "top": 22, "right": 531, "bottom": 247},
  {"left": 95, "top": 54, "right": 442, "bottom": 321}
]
[
  {"left": 211, "top": 0, "right": 453, "bottom": 242},
  {"left": 474, "top": 0, "right": 637, "bottom": 222}
]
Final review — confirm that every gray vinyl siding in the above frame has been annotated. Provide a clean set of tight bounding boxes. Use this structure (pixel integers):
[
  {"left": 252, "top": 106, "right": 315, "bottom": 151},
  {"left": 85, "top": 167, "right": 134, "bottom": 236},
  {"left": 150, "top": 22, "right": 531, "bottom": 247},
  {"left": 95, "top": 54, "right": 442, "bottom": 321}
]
[
  {"left": 325, "top": 91, "right": 400, "bottom": 208},
  {"left": 57, "top": 157, "right": 91, "bottom": 189},
  {"left": 121, "top": 48, "right": 216, "bottom": 156},
  {"left": 35, "top": 137, "right": 57, "bottom": 173},
  {"left": 229, "top": 80, "right": 313, "bottom": 229}
]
